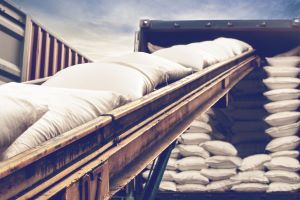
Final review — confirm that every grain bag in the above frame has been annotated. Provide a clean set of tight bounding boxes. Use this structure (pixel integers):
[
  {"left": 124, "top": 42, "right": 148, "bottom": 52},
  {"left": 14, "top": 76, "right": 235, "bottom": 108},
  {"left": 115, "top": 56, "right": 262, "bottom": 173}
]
[
  {"left": 265, "top": 121, "right": 300, "bottom": 138},
  {"left": 231, "top": 183, "right": 268, "bottom": 192},
  {"left": 264, "top": 89, "right": 300, "bottom": 101},
  {"left": 264, "top": 66, "right": 300, "bottom": 78},
  {"left": 205, "top": 156, "right": 242, "bottom": 169},
  {"left": 153, "top": 45, "right": 206, "bottom": 70},
  {"left": 264, "top": 100, "right": 300, "bottom": 113},
  {"left": 264, "top": 112, "right": 300, "bottom": 127},
  {"left": 177, "top": 144, "right": 210, "bottom": 158},
  {"left": 230, "top": 171, "right": 269, "bottom": 183},
  {"left": 264, "top": 157, "right": 300, "bottom": 172},
  {"left": 265, "top": 170, "right": 300, "bottom": 184},
  {"left": 100, "top": 52, "right": 192, "bottom": 83},
  {"left": 177, "top": 157, "right": 207, "bottom": 171},
  {"left": 176, "top": 184, "right": 206, "bottom": 192},
  {"left": 201, "top": 168, "right": 236, "bottom": 181},
  {"left": 266, "top": 56, "right": 300, "bottom": 67},
  {"left": 0, "top": 83, "right": 128, "bottom": 160},
  {"left": 239, "top": 154, "right": 271, "bottom": 171},
  {"left": 202, "top": 141, "right": 238, "bottom": 156},
  {"left": 173, "top": 171, "right": 209, "bottom": 185},
  {"left": 206, "top": 180, "right": 240, "bottom": 192},
  {"left": 266, "top": 136, "right": 300, "bottom": 152},
  {"left": 0, "top": 94, "right": 48, "bottom": 153},
  {"left": 178, "top": 133, "right": 211, "bottom": 145},
  {"left": 267, "top": 182, "right": 300, "bottom": 192},
  {"left": 270, "top": 150, "right": 299, "bottom": 158}
]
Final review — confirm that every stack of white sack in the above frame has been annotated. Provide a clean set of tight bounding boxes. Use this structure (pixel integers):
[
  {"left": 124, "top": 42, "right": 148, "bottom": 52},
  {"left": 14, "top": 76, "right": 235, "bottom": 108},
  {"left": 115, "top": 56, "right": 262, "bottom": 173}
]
[
  {"left": 142, "top": 111, "right": 226, "bottom": 192},
  {"left": 262, "top": 53, "right": 300, "bottom": 192},
  {"left": 148, "top": 37, "right": 253, "bottom": 71},
  {"left": 0, "top": 83, "right": 129, "bottom": 160},
  {"left": 201, "top": 140, "right": 242, "bottom": 192},
  {"left": 221, "top": 68, "right": 270, "bottom": 157},
  {"left": 174, "top": 112, "right": 213, "bottom": 192},
  {"left": 230, "top": 154, "right": 271, "bottom": 192}
]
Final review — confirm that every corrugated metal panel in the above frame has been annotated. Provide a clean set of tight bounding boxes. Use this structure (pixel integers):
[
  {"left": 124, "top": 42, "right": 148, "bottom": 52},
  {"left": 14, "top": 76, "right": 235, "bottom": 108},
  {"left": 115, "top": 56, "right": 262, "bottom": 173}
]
[{"left": 0, "top": 0, "right": 91, "bottom": 82}]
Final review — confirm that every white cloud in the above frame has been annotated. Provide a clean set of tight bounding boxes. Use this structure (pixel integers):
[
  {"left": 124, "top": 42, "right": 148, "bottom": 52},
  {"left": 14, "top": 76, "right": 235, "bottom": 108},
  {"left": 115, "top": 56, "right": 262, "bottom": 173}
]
[{"left": 11, "top": 0, "right": 298, "bottom": 60}]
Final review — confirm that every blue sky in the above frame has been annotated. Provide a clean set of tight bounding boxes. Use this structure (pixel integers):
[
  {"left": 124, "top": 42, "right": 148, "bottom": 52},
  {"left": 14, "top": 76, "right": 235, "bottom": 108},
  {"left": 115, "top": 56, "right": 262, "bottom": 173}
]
[{"left": 10, "top": 0, "right": 300, "bottom": 60}]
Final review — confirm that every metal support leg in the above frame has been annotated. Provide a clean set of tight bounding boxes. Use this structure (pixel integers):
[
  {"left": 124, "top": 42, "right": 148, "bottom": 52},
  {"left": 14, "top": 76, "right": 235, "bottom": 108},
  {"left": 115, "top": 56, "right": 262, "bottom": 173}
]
[{"left": 141, "top": 141, "right": 176, "bottom": 200}]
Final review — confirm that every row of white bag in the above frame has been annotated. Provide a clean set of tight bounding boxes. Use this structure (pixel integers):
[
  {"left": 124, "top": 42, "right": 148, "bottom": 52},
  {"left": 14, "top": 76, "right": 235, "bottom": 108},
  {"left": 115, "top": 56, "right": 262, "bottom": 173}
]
[
  {"left": 148, "top": 37, "right": 252, "bottom": 71},
  {"left": 156, "top": 180, "right": 300, "bottom": 193},
  {"left": 144, "top": 166, "right": 300, "bottom": 184},
  {"left": 143, "top": 169, "right": 300, "bottom": 192},
  {"left": 148, "top": 155, "right": 300, "bottom": 173},
  {"left": 263, "top": 56, "right": 300, "bottom": 90}
]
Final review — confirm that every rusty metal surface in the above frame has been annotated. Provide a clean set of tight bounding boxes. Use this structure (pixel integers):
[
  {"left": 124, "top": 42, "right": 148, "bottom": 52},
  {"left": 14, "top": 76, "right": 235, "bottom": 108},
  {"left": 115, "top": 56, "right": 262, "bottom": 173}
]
[{"left": 0, "top": 51, "right": 257, "bottom": 199}]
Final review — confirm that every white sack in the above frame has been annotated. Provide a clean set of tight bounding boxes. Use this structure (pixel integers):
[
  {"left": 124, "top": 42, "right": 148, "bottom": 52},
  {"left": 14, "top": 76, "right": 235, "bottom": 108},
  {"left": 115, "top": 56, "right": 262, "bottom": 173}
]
[
  {"left": 264, "top": 66, "right": 300, "bottom": 78},
  {"left": 270, "top": 150, "right": 299, "bottom": 158},
  {"left": 176, "top": 184, "right": 206, "bottom": 192},
  {"left": 267, "top": 182, "right": 300, "bottom": 192},
  {"left": 264, "top": 89, "right": 300, "bottom": 101},
  {"left": 159, "top": 181, "right": 177, "bottom": 192},
  {"left": 213, "top": 37, "right": 252, "bottom": 55},
  {"left": 0, "top": 94, "right": 48, "bottom": 153},
  {"left": 264, "top": 157, "right": 300, "bottom": 172},
  {"left": 265, "top": 170, "right": 300, "bottom": 184},
  {"left": 177, "top": 144, "right": 210, "bottom": 158},
  {"left": 239, "top": 154, "right": 271, "bottom": 171},
  {"left": 153, "top": 45, "right": 206, "bottom": 70},
  {"left": 266, "top": 136, "right": 300, "bottom": 152},
  {"left": 187, "top": 121, "right": 213, "bottom": 134},
  {"left": 206, "top": 180, "right": 240, "bottom": 192},
  {"left": 170, "top": 147, "right": 180, "bottom": 158},
  {"left": 187, "top": 41, "right": 232, "bottom": 62},
  {"left": 0, "top": 83, "right": 127, "bottom": 160},
  {"left": 263, "top": 77, "right": 300, "bottom": 90},
  {"left": 177, "top": 156, "right": 207, "bottom": 171},
  {"left": 178, "top": 132, "right": 211, "bottom": 145},
  {"left": 231, "top": 183, "right": 268, "bottom": 192},
  {"left": 266, "top": 56, "right": 300, "bottom": 67},
  {"left": 264, "top": 112, "right": 300, "bottom": 126},
  {"left": 100, "top": 52, "right": 192, "bottom": 83},
  {"left": 43, "top": 62, "right": 154, "bottom": 100},
  {"left": 201, "top": 168, "right": 236, "bottom": 181},
  {"left": 264, "top": 100, "right": 300, "bottom": 114},
  {"left": 142, "top": 170, "right": 177, "bottom": 182},
  {"left": 205, "top": 156, "right": 242, "bottom": 169},
  {"left": 230, "top": 171, "right": 269, "bottom": 183},
  {"left": 265, "top": 121, "right": 300, "bottom": 138},
  {"left": 202, "top": 141, "right": 238, "bottom": 156},
  {"left": 173, "top": 171, "right": 209, "bottom": 185}
]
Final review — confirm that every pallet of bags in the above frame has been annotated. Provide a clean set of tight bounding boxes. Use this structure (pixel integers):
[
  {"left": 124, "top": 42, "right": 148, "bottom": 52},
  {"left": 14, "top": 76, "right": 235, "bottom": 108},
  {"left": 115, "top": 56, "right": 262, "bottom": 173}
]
[
  {"left": 262, "top": 55, "right": 300, "bottom": 192},
  {"left": 174, "top": 112, "right": 214, "bottom": 192},
  {"left": 141, "top": 112, "right": 214, "bottom": 192},
  {"left": 230, "top": 154, "right": 271, "bottom": 192}
]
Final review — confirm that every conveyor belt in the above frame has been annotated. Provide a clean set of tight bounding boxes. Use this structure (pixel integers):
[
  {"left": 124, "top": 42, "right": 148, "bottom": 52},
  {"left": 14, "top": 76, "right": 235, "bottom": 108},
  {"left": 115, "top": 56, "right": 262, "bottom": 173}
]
[{"left": 0, "top": 50, "right": 257, "bottom": 200}]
